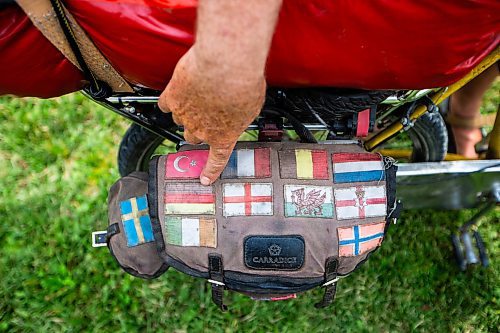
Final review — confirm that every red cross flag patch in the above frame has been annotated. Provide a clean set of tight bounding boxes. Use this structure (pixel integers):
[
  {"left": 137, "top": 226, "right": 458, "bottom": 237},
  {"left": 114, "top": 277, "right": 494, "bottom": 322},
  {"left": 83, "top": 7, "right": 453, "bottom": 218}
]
[
  {"left": 334, "top": 185, "right": 386, "bottom": 220},
  {"left": 223, "top": 183, "right": 273, "bottom": 217},
  {"left": 165, "top": 150, "right": 209, "bottom": 179}
]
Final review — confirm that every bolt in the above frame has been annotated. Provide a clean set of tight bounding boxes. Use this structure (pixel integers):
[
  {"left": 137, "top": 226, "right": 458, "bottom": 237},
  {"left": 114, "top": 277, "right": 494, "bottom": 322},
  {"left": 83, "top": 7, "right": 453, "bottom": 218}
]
[{"left": 123, "top": 106, "right": 135, "bottom": 114}]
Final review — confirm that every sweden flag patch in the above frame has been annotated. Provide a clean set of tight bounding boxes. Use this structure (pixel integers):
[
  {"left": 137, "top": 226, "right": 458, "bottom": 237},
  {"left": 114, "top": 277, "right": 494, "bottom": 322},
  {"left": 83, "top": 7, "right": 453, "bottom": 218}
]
[{"left": 120, "top": 195, "right": 154, "bottom": 247}]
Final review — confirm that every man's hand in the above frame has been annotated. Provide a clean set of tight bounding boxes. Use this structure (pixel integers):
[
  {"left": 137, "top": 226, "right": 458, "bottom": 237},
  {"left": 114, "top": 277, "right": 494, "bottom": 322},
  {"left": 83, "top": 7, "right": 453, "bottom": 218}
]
[
  {"left": 158, "top": 0, "right": 282, "bottom": 185},
  {"left": 158, "top": 48, "right": 266, "bottom": 185}
]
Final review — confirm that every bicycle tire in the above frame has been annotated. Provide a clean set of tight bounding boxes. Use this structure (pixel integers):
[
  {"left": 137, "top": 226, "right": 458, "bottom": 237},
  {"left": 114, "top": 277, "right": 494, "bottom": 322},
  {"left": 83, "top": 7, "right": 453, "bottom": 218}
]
[
  {"left": 407, "top": 111, "right": 448, "bottom": 162},
  {"left": 118, "top": 123, "right": 165, "bottom": 176}
]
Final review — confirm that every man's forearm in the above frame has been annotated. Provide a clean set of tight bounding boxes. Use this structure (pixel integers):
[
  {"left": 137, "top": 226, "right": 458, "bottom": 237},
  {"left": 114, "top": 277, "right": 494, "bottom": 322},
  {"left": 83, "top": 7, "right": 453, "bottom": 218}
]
[
  {"left": 194, "top": 0, "right": 283, "bottom": 78},
  {"left": 159, "top": 0, "right": 282, "bottom": 184}
]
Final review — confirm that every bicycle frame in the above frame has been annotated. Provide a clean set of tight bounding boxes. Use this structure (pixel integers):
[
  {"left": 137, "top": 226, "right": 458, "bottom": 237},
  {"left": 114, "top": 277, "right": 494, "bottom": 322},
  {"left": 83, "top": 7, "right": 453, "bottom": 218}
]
[
  {"left": 365, "top": 47, "right": 500, "bottom": 159},
  {"left": 87, "top": 47, "right": 499, "bottom": 161}
]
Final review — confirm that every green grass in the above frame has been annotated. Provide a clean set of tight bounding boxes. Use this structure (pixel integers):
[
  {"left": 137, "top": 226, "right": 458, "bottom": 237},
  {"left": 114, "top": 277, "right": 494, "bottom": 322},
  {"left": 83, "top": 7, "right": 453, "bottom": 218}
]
[{"left": 0, "top": 92, "right": 498, "bottom": 332}]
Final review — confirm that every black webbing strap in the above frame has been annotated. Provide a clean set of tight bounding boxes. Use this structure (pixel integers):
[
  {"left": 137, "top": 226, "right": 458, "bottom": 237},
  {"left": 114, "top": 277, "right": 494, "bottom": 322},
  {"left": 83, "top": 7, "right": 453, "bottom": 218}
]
[
  {"left": 315, "top": 257, "right": 339, "bottom": 308},
  {"left": 48, "top": 0, "right": 110, "bottom": 98},
  {"left": 208, "top": 254, "right": 227, "bottom": 311},
  {"left": 106, "top": 223, "right": 120, "bottom": 244}
]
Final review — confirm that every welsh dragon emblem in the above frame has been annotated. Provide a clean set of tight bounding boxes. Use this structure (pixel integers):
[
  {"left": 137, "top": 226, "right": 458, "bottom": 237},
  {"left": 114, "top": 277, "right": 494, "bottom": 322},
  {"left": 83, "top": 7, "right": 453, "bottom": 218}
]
[{"left": 290, "top": 188, "right": 326, "bottom": 216}]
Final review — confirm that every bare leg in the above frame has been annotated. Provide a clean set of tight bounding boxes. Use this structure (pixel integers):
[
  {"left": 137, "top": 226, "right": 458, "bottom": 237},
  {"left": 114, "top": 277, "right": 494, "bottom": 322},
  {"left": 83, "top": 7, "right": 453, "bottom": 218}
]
[{"left": 449, "top": 64, "right": 498, "bottom": 158}]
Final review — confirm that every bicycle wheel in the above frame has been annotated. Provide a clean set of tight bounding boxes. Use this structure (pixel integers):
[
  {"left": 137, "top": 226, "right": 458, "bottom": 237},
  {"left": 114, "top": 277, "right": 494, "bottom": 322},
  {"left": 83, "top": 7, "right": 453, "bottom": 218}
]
[
  {"left": 118, "top": 124, "right": 175, "bottom": 176},
  {"left": 377, "top": 111, "right": 448, "bottom": 162}
]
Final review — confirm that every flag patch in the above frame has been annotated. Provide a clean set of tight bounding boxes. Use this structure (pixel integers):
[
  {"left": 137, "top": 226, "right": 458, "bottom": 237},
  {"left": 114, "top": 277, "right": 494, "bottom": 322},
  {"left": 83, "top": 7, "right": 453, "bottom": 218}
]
[
  {"left": 223, "top": 183, "right": 273, "bottom": 216},
  {"left": 284, "top": 185, "right": 334, "bottom": 218},
  {"left": 165, "top": 183, "right": 215, "bottom": 215},
  {"left": 332, "top": 153, "right": 384, "bottom": 183},
  {"left": 120, "top": 195, "right": 154, "bottom": 247},
  {"left": 165, "top": 150, "right": 209, "bottom": 179},
  {"left": 334, "top": 185, "right": 386, "bottom": 220},
  {"left": 165, "top": 217, "right": 217, "bottom": 248},
  {"left": 338, "top": 222, "right": 385, "bottom": 256},
  {"left": 280, "top": 149, "right": 328, "bottom": 179},
  {"left": 222, "top": 148, "right": 271, "bottom": 178}
]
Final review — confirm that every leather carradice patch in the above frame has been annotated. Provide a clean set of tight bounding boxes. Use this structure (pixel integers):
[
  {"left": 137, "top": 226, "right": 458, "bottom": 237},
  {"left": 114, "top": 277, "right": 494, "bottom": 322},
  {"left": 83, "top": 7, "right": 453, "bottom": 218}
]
[{"left": 244, "top": 236, "right": 305, "bottom": 270}]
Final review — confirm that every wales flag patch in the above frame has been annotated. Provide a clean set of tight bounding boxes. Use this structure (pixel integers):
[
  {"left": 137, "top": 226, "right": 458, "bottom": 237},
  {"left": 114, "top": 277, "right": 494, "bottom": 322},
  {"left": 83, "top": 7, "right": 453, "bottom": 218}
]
[
  {"left": 284, "top": 185, "right": 334, "bottom": 218},
  {"left": 120, "top": 195, "right": 154, "bottom": 247}
]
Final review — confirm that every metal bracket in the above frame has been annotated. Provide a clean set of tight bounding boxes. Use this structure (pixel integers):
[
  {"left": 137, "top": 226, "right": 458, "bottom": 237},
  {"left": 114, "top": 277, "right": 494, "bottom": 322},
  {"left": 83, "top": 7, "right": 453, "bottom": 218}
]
[
  {"left": 258, "top": 117, "right": 284, "bottom": 142},
  {"left": 400, "top": 116, "right": 415, "bottom": 131},
  {"left": 451, "top": 184, "right": 498, "bottom": 271}
]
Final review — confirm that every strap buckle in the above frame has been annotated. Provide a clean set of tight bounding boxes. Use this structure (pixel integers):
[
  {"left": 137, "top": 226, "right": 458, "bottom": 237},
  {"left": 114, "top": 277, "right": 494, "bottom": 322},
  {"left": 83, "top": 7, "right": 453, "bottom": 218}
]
[
  {"left": 322, "top": 277, "right": 339, "bottom": 287},
  {"left": 91, "top": 231, "right": 108, "bottom": 248},
  {"left": 208, "top": 279, "right": 225, "bottom": 286}
]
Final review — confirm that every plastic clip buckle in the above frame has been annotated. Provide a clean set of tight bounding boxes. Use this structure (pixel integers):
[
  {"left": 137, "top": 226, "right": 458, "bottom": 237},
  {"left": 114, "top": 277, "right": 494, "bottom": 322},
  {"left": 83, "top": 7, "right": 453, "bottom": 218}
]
[{"left": 92, "top": 231, "right": 108, "bottom": 248}]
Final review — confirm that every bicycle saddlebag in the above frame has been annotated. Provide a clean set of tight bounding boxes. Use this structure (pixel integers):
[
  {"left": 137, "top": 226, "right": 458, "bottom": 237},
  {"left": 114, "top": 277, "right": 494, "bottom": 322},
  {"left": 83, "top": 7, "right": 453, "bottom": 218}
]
[
  {"left": 106, "top": 171, "right": 168, "bottom": 278},
  {"left": 106, "top": 142, "right": 399, "bottom": 309}
]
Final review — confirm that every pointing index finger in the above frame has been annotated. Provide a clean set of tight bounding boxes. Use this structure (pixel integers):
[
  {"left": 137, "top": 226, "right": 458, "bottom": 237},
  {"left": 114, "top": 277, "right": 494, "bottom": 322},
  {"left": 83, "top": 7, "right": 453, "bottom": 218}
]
[{"left": 200, "top": 142, "right": 236, "bottom": 185}]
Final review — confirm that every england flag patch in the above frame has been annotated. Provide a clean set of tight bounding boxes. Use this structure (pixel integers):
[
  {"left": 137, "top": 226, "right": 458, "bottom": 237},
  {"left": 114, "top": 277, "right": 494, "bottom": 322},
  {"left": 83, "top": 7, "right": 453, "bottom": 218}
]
[
  {"left": 223, "top": 183, "right": 273, "bottom": 217},
  {"left": 334, "top": 185, "right": 386, "bottom": 220}
]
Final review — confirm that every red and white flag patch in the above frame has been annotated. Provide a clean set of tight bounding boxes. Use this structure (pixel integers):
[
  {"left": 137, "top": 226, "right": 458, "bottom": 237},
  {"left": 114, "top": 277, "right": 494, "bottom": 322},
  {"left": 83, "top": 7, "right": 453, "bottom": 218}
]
[
  {"left": 165, "top": 183, "right": 215, "bottom": 215},
  {"left": 332, "top": 153, "right": 384, "bottom": 183},
  {"left": 223, "top": 183, "right": 273, "bottom": 217},
  {"left": 334, "top": 185, "right": 386, "bottom": 220},
  {"left": 165, "top": 150, "right": 208, "bottom": 179}
]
